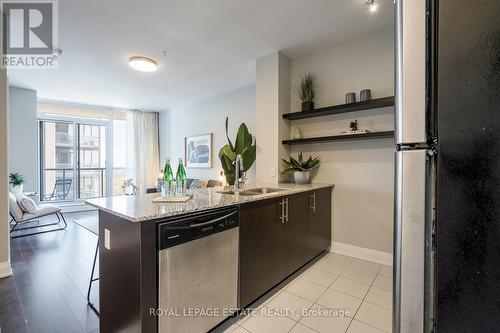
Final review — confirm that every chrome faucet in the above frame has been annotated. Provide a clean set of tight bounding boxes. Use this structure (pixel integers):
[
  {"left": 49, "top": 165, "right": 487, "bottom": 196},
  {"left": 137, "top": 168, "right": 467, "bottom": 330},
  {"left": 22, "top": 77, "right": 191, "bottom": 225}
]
[{"left": 234, "top": 154, "right": 244, "bottom": 191}]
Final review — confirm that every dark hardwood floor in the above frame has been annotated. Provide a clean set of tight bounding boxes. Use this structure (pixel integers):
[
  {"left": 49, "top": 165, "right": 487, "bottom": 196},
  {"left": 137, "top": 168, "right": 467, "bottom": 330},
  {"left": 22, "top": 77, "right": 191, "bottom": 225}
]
[{"left": 1, "top": 211, "right": 100, "bottom": 333}]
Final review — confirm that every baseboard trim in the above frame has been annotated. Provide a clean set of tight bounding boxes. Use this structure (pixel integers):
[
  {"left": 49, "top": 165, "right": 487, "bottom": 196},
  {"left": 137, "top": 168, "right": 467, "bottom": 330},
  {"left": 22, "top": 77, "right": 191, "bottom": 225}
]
[
  {"left": 331, "top": 241, "right": 393, "bottom": 267},
  {"left": 0, "top": 261, "right": 12, "bottom": 278}
]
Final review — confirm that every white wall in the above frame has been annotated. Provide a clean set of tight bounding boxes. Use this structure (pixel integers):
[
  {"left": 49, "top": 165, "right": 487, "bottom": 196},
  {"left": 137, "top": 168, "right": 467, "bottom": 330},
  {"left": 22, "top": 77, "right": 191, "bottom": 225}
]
[
  {"left": 159, "top": 86, "right": 256, "bottom": 183},
  {"left": 0, "top": 69, "right": 11, "bottom": 278},
  {"left": 289, "top": 29, "right": 395, "bottom": 254},
  {"left": 8, "top": 86, "right": 38, "bottom": 192}
]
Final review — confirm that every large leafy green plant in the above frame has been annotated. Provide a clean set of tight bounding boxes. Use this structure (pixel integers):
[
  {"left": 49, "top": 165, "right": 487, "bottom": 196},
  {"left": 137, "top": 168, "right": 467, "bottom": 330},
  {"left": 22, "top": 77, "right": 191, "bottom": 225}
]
[
  {"left": 282, "top": 153, "right": 320, "bottom": 173},
  {"left": 219, "top": 117, "right": 256, "bottom": 185}
]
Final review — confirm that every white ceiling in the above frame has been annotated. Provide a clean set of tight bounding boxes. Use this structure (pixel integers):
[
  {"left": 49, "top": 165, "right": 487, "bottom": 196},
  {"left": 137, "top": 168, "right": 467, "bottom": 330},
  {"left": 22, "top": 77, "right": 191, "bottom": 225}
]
[{"left": 8, "top": 0, "right": 394, "bottom": 111}]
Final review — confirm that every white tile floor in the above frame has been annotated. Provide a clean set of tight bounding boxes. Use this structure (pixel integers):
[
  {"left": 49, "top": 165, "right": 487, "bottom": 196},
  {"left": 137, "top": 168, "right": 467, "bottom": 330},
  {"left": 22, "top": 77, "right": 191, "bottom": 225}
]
[{"left": 215, "top": 253, "right": 393, "bottom": 333}]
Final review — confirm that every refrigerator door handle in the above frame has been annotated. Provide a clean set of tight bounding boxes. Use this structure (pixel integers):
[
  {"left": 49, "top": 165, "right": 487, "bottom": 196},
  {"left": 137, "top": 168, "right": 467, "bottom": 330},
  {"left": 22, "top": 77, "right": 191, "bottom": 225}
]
[
  {"left": 394, "top": 150, "right": 426, "bottom": 333},
  {"left": 395, "top": 0, "right": 427, "bottom": 144}
]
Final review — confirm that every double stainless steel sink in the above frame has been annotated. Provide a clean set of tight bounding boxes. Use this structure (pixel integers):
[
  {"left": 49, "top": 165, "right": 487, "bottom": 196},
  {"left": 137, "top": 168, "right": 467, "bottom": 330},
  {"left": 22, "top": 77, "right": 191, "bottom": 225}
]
[{"left": 217, "top": 187, "right": 285, "bottom": 196}]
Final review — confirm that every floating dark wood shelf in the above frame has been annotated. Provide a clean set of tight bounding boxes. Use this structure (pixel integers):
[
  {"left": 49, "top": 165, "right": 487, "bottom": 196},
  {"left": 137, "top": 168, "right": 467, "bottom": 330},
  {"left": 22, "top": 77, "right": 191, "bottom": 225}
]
[
  {"left": 283, "top": 96, "right": 395, "bottom": 120},
  {"left": 282, "top": 131, "right": 395, "bottom": 145}
]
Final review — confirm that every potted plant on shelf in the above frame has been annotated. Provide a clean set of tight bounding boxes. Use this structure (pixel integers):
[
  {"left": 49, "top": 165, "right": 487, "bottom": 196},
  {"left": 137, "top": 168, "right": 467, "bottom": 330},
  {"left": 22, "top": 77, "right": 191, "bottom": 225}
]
[
  {"left": 219, "top": 117, "right": 256, "bottom": 185},
  {"left": 9, "top": 172, "right": 25, "bottom": 196},
  {"left": 296, "top": 73, "right": 316, "bottom": 111},
  {"left": 282, "top": 153, "right": 320, "bottom": 184}
]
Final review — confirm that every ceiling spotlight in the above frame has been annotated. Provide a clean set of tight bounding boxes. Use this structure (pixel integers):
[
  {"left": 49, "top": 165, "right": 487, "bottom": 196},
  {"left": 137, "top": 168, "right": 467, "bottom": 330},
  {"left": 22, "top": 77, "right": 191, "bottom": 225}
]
[
  {"left": 365, "top": 0, "right": 378, "bottom": 12},
  {"left": 129, "top": 56, "right": 158, "bottom": 72}
]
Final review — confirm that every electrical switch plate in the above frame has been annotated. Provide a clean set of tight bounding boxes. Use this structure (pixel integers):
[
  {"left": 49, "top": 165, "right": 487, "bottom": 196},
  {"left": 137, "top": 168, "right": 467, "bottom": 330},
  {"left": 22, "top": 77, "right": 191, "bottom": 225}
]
[{"left": 271, "top": 168, "right": 277, "bottom": 177}]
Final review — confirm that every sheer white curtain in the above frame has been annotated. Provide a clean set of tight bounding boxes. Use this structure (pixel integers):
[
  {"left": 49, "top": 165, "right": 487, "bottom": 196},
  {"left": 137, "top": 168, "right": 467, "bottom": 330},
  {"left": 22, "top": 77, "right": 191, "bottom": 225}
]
[{"left": 126, "top": 111, "right": 160, "bottom": 194}]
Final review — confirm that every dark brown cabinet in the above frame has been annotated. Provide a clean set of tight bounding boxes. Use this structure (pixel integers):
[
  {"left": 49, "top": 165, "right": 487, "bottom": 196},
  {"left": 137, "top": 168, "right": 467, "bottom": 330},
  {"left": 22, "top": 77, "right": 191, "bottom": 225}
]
[
  {"left": 284, "top": 193, "right": 313, "bottom": 274},
  {"left": 239, "top": 187, "right": 333, "bottom": 308},
  {"left": 308, "top": 188, "right": 332, "bottom": 258},
  {"left": 239, "top": 197, "right": 284, "bottom": 308}
]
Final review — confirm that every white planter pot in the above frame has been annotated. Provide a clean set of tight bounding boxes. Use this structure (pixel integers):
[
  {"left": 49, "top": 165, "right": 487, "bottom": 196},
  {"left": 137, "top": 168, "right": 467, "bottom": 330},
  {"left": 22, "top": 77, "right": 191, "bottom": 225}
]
[
  {"left": 293, "top": 171, "right": 311, "bottom": 184},
  {"left": 10, "top": 184, "right": 23, "bottom": 196}
]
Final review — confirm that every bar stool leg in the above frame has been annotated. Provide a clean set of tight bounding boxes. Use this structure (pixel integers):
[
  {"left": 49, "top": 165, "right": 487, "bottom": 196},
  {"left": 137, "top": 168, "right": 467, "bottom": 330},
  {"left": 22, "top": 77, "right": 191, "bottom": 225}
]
[{"left": 87, "top": 240, "right": 100, "bottom": 315}]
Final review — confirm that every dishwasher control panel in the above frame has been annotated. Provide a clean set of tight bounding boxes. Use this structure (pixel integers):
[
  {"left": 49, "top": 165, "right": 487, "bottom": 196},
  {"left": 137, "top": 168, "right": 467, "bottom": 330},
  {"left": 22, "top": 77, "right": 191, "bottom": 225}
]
[{"left": 158, "top": 207, "right": 239, "bottom": 250}]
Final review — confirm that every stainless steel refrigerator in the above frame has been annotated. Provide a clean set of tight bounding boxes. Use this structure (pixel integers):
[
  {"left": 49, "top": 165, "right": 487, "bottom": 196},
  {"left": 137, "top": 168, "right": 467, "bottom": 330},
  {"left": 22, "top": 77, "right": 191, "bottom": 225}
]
[{"left": 394, "top": 0, "right": 500, "bottom": 332}]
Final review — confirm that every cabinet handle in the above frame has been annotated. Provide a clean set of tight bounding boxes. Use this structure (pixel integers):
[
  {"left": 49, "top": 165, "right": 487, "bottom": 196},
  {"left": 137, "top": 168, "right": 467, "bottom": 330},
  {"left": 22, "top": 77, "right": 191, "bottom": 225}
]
[
  {"left": 311, "top": 193, "right": 316, "bottom": 213},
  {"left": 285, "top": 198, "right": 289, "bottom": 222},
  {"left": 279, "top": 199, "right": 285, "bottom": 223}
]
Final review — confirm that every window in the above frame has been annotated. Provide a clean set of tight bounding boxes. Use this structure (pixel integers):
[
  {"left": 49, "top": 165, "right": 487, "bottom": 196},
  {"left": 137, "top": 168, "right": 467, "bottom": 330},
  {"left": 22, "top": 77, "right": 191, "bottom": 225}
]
[
  {"left": 38, "top": 103, "right": 130, "bottom": 201},
  {"left": 56, "top": 148, "right": 72, "bottom": 167},
  {"left": 39, "top": 121, "right": 75, "bottom": 201}
]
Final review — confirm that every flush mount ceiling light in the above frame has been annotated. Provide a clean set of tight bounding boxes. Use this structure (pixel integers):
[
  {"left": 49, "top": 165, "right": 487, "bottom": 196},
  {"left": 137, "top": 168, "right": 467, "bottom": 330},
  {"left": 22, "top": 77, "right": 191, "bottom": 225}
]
[
  {"left": 129, "top": 56, "right": 158, "bottom": 72},
  {"left": 365, "top": 0, "right": 378, "bottom": 13}
]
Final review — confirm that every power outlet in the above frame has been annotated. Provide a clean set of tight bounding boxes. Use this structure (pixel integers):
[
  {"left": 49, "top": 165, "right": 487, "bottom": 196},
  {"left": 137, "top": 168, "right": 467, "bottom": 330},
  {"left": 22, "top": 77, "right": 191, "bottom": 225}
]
[{"left": 104, "top": 229, "right": 111, "bottom": 250}]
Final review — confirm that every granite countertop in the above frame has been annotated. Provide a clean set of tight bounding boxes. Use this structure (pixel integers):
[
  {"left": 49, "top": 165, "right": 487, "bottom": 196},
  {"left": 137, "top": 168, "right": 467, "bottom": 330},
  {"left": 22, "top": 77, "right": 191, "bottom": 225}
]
[{"left": 85, "top": 183, "right": 334, "bottom": 222}]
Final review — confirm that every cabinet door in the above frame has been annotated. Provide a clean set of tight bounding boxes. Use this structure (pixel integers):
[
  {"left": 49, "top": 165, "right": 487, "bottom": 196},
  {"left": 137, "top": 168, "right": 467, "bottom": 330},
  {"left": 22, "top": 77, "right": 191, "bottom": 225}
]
[
  {"left": 309, "top": 188, "right": 332, "bottom": 256},
  {"left": 284, "top": 192, "right": 312, "bottom": 275},
  {"left": 239, "top": 198, "right": 283, "bottom": 308}
]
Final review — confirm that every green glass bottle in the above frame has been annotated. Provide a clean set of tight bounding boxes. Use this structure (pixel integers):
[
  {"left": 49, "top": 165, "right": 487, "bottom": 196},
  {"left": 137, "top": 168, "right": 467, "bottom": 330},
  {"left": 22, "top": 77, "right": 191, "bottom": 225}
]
[
  {"left": 175, "top": 158, "right": 187, "bottom": 196},
  {"left": 163, "top": 157, "right": 174, "bottom": 195}
]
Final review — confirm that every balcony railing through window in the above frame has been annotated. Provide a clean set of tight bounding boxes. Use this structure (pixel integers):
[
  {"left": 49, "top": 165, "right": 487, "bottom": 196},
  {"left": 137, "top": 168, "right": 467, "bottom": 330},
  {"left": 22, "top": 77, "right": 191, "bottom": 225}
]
[{"left": 40, "top": 167, "right": 107, "bottom": 201}]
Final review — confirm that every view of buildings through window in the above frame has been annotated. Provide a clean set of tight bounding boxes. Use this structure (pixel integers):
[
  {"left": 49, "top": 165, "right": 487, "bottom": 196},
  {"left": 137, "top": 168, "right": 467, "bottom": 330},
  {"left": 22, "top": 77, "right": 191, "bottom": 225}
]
[{"left": 38, "top": 103, "right": 128, "bottom": 201}]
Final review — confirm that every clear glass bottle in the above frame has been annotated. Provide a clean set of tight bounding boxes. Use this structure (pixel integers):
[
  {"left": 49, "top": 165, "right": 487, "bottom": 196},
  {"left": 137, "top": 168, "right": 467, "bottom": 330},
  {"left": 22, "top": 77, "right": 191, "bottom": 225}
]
[
  {"left": 175, "top": 158, "right": 187, "bottom": 196},
  {"left": 163, "top": 157, "right": 174, "bottom": 196}
]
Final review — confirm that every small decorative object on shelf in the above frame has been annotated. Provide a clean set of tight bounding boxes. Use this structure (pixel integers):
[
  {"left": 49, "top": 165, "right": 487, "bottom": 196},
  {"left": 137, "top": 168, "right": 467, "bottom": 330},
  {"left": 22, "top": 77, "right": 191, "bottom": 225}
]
[
  {"left": 340, "top": 120, "right": 371, "bottom": 135},
  {"left": 9, "top": 172, "right": 25, "bottom": 196},
  {"left": 350, "top": 120, "right": 358, "bottom": 131},
  {"left": 122, "top": 179, "right": 138, "bottom": 195},
  {"left": 297, "top": 73, "right": 316, "bottom": 111},
  {"left": 292, "top": 126, "right": 303, "bottom": 140},
  {"left": 282, "top": 152, "right": 320, "bottom": 185},
  {"left": 360, "top": 89, "right": 372, "bottom": 101},
  {"left": 345, "top": 92, "right": 356, "bottom": 104}
]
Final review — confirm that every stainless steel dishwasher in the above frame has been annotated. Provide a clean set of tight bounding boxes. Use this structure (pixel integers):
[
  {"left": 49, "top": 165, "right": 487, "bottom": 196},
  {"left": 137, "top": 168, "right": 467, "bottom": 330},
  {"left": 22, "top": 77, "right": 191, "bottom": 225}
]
[{"left": 158, "top": 207, "right": 239, "bottom": 333}]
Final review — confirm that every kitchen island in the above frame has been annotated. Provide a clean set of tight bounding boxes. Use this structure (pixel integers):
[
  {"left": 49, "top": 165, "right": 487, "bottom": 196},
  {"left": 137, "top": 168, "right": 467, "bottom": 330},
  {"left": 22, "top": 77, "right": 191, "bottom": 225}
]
[{"left": 86, "top": 183, "right": 334, "bottom": 333}]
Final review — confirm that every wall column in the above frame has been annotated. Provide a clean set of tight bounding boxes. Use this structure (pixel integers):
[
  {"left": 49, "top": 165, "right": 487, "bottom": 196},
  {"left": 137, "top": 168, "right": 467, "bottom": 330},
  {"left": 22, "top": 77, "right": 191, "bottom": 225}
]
[{"left": 255, "top": 51, "right": 290, "bottom": 183}]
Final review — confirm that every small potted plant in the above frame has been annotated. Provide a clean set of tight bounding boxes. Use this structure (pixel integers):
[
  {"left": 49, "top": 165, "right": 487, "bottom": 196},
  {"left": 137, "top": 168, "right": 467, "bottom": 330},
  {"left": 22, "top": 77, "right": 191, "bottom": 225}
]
[
  {"left": 282, "top": 153, "right": 320, "bottom": 184},
  {"left": 296, "top": 73, "right": 316, "bottom": 111},
  {"left": 9, "top": 172, "right": 25, "bottom": 196}
]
